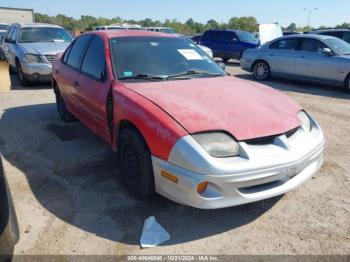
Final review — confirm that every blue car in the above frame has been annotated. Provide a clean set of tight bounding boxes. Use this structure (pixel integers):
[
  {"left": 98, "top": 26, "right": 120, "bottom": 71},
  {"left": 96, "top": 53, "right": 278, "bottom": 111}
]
[{"left": 200, "top": 29, "right": 259, "bottom": 62}]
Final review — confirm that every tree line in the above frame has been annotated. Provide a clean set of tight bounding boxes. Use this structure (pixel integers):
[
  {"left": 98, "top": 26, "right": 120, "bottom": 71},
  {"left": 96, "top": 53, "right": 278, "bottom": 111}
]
[{"left": 34, "top": 12, "right": 350, "bottom": 35}]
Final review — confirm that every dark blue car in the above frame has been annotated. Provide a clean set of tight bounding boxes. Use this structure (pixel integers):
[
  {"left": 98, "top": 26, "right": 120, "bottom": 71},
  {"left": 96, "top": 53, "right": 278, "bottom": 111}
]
[{"left": 200, "top": 29, "right": 259, "bottom": 62}]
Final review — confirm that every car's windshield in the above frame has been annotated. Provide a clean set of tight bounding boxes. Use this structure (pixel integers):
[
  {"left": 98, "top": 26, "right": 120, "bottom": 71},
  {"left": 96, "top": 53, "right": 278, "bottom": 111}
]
[
  {"left": 20, "top": 27, "right": 74, "bottom": 43},
  {"left": 0, "top": 24, "right": 9, "bottom": 31},
  {"left": 110, "top": 37, "right": 225, "bottom": 80},
  {"left": 324, "top": 38, "right": 350, "bottom": 55},
  {"left": 236, "top": 31, "right": 259, "bottom": 44}
]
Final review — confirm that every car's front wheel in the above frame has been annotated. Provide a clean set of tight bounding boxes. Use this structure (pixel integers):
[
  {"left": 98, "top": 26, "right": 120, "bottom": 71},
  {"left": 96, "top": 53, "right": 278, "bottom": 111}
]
[
  {"left": 16, "top": 60, "right": 31, "bottom": 87},
  {"left": 345, "top": 74, "right": 350, "bottom": 93},
  {"left": 55, "top": 91, "right": 76, "bottom": 122},
  {"left": 252, "top": 61, "right": 270, "bottom": 81},
  {"left": 118, "top": 127, "right": 155, "bottom": 198}
]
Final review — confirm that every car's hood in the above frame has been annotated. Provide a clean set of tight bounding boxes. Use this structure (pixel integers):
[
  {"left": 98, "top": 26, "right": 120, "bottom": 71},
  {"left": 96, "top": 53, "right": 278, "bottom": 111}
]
[
  {"left": 259, "top": 23, "right": 283, "bottom": 45},
  {"left": 123, "top": 76, "right": 302, "bottom": 141},
  {"left": 20, "top": 42, "right": 71, "bottom": 55}
]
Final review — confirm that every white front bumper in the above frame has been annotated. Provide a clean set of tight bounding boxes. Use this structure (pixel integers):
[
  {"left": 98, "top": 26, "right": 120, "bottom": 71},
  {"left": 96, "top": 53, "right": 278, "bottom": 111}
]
[{"left": 152, "top": 121, "right": 325, "bottom": 209}]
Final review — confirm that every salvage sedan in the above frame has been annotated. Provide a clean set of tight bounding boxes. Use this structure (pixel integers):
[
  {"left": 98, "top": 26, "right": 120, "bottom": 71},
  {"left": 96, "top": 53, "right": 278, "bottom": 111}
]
[{"left": 52, "top": 30, "right": 325, "bottom": 209}]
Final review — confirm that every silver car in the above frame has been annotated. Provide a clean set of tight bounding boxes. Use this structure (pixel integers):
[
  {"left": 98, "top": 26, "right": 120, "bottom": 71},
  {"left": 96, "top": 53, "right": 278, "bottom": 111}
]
[
  {"left": 241, "top": 34, "right": 350, "bottom": 93},
  {"left": 2, "top": 23, "right": 73, "bottom": 86}
]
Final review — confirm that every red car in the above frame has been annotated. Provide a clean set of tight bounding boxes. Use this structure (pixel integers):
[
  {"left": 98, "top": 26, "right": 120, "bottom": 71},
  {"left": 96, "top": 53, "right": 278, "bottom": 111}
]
[{"left": 52, "top": 30, "right": 325, "bottom": 209}]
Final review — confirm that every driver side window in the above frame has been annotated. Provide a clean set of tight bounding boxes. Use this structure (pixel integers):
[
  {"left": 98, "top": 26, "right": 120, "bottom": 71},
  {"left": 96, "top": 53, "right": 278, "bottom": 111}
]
[{"left": 299, "top": 39, "right": 326, "bottom": 53}]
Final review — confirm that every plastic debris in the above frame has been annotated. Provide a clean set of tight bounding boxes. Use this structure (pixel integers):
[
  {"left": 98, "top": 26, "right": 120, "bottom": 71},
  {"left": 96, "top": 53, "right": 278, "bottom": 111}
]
[{"left": 140, "top": 216, "right": 170, "bottom": 248}]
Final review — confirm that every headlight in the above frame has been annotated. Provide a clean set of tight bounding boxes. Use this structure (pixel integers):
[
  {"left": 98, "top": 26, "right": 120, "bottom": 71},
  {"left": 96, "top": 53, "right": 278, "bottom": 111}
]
[
  {"left": 298, "top": 111, "right": 312, "bottom": 131},
  {"left": 24, "top": 54, "right": 42, "bottom": 63},
  {"left": 192, "top": 132, "right": 240, "bottom": 158}
]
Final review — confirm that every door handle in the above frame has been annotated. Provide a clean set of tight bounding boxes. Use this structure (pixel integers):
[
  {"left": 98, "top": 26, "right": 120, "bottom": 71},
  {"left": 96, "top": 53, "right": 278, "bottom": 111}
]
[
  {"left": 270, "top": 54, "right": 274, "bottom": 56},
  {"left": 300, "top": 56, "right": 306, "bottom": 58},
  {"left": 73, "top": 81, "right": 80, "bottom": 88},
  {"left": 55, "top": 69, "right": 59, "bottom": 74}
]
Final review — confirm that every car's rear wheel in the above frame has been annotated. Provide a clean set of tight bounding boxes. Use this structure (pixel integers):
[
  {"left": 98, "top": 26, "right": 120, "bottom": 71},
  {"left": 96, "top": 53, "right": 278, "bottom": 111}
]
[
  {"left": 16, "top": 60, "right": 31, "bottom": 87},
  {"left": 252, "top": 61, "right": 270, "bottom": 81},
  {"left": 118, "top": 127, "right": 155, "bottom": 198},
  {"left": 55, "top": 91, "right": 76, "bottom": 122},
  {"left": 222, "top": 58, "right": 230, "bottom": 63}
]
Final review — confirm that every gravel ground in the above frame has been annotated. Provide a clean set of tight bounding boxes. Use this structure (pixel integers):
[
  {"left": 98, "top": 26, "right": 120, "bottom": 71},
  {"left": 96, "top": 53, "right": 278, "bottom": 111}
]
[{"left": 0, "top": 64, "right": 349, "bottom": 257}]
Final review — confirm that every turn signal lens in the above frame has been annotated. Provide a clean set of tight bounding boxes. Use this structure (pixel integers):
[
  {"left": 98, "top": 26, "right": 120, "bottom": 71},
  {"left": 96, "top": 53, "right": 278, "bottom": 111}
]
[
  {"left": 161, "top": 170, "right": 178, "bottom": 184},
  {"left": 197, "top": 182, "right": 209, "bottom": 193}
]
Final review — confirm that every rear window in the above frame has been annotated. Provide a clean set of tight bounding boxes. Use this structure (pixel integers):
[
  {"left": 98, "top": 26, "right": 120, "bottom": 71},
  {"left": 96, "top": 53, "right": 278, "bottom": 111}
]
[{"left": 270, "top": 39, "right": 298, "bottom": 50}]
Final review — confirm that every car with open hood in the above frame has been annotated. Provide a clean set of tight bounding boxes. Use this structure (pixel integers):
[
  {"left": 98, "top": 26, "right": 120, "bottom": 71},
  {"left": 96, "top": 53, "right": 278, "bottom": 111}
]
[
  {"left": 52, "top": 30, "right": 325, "bottom": 209},
  {"left": 2, "top": 23, "right": 73, "bottom": 86}
]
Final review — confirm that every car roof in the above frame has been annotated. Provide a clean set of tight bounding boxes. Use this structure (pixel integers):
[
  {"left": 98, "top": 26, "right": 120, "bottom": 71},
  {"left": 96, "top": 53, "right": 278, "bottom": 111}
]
[
  {"left": 17, "top": 23, "right": 64, "bottom": 29},
  {"left": 93, "top": 29, "right": 179, "bottom": 39},
  {"left": 274, "top": 34, "right": 336, "bottom": 41}
]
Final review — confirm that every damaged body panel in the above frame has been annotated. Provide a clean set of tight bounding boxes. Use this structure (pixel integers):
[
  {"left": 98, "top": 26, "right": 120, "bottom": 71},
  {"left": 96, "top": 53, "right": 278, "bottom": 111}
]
[{"left": 53, "top": 30, "right": 325, "bottom": 209}]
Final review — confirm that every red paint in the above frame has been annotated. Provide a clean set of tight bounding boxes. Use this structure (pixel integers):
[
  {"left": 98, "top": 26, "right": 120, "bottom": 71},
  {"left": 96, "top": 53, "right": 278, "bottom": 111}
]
[
  {"left": 125, "top": 76, "right": 302, "bottom": 141},
  {"left": 53, "top": 31, "right": 303, "bottom": 161}
]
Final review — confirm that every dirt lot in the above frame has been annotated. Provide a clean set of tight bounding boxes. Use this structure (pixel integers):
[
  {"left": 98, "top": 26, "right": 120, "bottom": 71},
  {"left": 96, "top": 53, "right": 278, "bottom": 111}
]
[{"left": 0, "top": 64, "right": 349, "bottom": 256}]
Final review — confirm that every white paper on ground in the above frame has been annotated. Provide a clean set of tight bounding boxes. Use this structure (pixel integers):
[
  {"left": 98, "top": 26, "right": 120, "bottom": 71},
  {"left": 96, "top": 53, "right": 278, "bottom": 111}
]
[
  {"left": 177, "top": 49, "right": 204, "bottom": 60},
  {"left": 140, "top": 216, "right": 170, "bottom": 248}
]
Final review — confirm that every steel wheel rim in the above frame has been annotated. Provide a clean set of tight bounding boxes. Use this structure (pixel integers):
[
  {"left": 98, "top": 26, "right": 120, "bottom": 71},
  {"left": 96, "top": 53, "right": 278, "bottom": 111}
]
[{"left": 254, "top": 63, "right": 268, "bottom": 80}]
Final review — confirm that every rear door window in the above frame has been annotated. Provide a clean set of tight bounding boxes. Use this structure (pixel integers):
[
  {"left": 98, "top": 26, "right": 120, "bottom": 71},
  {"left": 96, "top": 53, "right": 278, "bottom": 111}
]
[
  {"left": 66, "top": 34, "right": 92, "bottom": 69},
  {"left": 81, "top": 36, "right": 106, "bottom": 80},
  {"left": 270, "top": 39, "right": 298, "bottom": 50}
]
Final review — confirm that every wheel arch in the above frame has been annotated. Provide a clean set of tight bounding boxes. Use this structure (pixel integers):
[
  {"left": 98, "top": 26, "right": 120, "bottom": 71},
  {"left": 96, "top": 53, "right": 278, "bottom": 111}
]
[{"left": 116, "top": 120, "right": 151, "bottom": 152}]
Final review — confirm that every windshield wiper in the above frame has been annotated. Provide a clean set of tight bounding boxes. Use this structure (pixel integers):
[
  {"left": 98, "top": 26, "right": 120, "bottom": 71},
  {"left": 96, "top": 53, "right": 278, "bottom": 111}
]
[
  {"left": 166, "top": 70, "right": 224, "bottom": 79},
  {"left": 119, "top": 73, "right": 166, "bottom": 81}
]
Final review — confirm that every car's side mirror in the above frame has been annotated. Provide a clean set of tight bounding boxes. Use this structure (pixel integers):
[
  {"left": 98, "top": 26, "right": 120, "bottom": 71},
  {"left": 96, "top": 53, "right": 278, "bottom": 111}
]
[
  {"left": 321, "top": 48, "right": 333, "bottom": 56},
  {"left": 217, "top": 62, "right": 226, "bottom": 70}
]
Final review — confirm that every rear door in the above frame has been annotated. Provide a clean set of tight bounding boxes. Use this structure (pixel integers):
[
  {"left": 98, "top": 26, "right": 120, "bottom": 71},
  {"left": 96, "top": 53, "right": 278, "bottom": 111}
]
[
  {"left": 76, "top": 35, "right": 111, "bottom": 143},
  {"left": 294, "top": 38, "right": 340, "bottom": 81},
  {"left": 267, "top": 38, "right": 299, "bottom": 76},
  {"left": 58, "top": 34, "right": 92, "bottom": 116}
]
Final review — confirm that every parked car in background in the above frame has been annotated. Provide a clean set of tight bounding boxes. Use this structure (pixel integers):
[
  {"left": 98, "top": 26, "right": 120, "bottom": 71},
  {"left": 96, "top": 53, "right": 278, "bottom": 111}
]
[
  {"left": 200, "top": 29, "right": 259, "bottom": 62},
  {"left": 94, "top": 24, "right": 143, "bottom": 31},
  {"left": 310, "top": 29, "right": 350, "bottom": 44},
  {"left": 190, "top": 34, "right": 202, "bottom": 44},
  {"left": 145, "top": 27, "right": 177, "bottom": 34},
  {"left": 52, "top": 30, "right": 325, "bottom": 209},
  {"left": 283, "top": 31, "right": 302, "bottom": 36},
  {"left": 2, "top": 23, "right": 73, "bottom": 86},
  {"left": 0, "top": 154, "right": 19, "bottom": 258},
  {"left": 178, "top": 34, "right": 213, "bottom": 57},
  {"left": 0, "top": 23, "right": 9, "bottom": 60},
  {"left": 241, "top": 34, "right": 350, "bottom": 92}
]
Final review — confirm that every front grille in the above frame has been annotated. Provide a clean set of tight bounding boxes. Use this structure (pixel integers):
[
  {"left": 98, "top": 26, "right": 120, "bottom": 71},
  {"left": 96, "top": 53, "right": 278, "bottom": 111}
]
[{"left": 45, "top": 55, "right": 57, "bottom": 64}]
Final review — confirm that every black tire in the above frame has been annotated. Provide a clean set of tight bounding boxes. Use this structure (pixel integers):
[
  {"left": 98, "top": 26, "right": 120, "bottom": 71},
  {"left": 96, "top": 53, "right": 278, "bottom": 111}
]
[
  {"left": 252, "top": 61, "right": 270, "bottom": 81},
  {"left": 118, "top": 128, "right": 155, "bottom": 198},
  {"left": 55, "top": 92, "right": 76, "bottom": 122},
  {"left": 9, "top": 66, "right": 16, "bottom": 75},
  {"left": 344, "top": 74, "right": 350, "bottom": 93},
  {"left": 222, "top": 58, "right": 230, "bottom": 63},
  {"left": 16, "top": 60, "right": 31, "bottom": 87}
]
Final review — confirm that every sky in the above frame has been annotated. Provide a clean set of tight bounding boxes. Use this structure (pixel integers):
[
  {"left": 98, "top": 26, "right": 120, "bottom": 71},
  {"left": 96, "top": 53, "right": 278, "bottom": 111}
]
[{"left": 1, "top": 0, "right": 350, "bottom": 28}]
